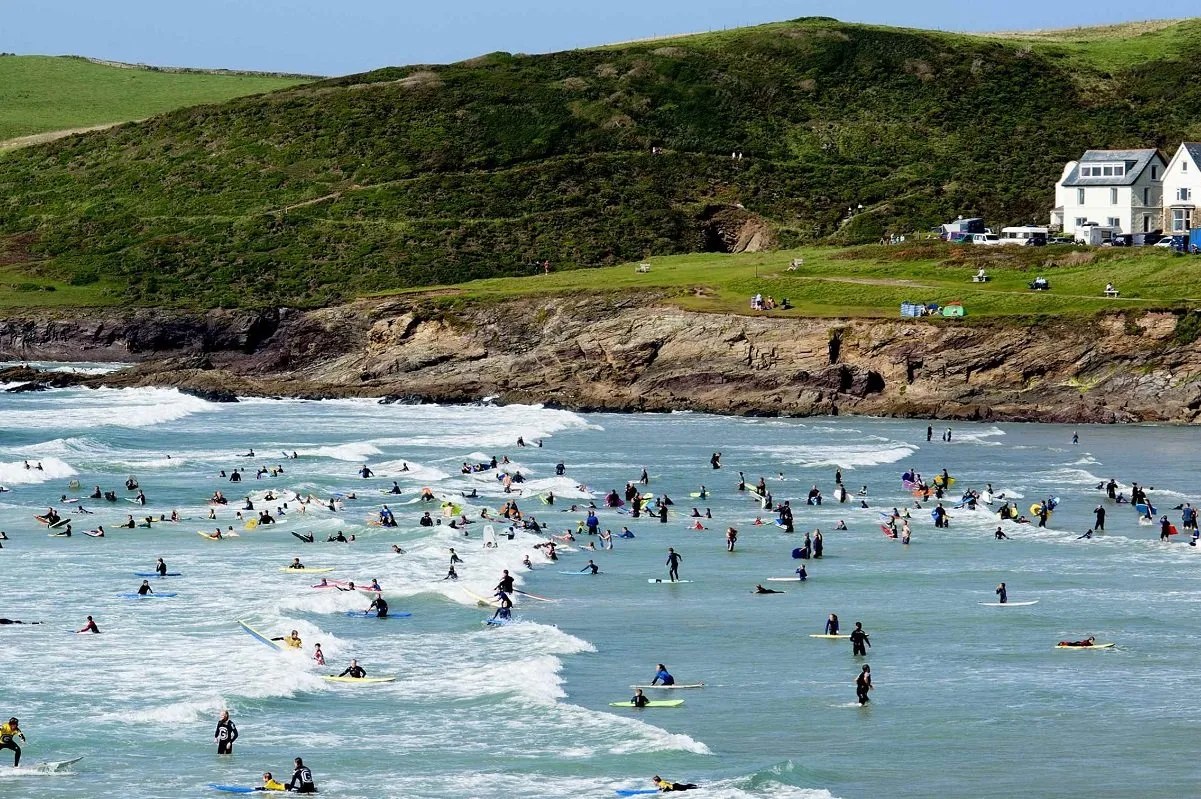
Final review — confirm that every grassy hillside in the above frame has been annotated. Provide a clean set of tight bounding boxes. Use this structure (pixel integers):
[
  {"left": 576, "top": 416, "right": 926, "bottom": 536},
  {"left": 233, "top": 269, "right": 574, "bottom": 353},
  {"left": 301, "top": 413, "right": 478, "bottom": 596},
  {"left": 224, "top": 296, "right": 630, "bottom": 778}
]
[
  {"left": 4, "top": 18, "right": 1201, "bottom": 308},
  {"left": 0, "top": 55, "right": 312, "bottom": 143}
]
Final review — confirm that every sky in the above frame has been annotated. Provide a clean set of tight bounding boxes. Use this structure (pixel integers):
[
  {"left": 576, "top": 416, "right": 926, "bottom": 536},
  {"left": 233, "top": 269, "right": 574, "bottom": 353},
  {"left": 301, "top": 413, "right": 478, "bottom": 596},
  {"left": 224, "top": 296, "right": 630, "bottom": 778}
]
[{"left": 5, "top": 1, "right": 1200, "bottom": 76}]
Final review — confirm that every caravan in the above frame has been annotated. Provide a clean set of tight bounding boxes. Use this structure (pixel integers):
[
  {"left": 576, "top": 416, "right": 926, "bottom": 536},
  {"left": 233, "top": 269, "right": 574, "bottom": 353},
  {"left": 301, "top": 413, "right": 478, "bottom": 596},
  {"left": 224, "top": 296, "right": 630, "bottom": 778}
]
[
  {"left": 999, "top": 226, "right": 1048, "bottom": 246},
  {"left": 1074, "top": 223, "right": 1121, "bottom": 246}
]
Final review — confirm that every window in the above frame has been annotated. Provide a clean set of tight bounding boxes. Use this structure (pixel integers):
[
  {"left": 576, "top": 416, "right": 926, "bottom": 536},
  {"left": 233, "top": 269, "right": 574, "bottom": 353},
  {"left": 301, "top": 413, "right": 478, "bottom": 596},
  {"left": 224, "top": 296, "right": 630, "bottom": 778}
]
[
  {"left": 1107, "top": 217, "right": 1120, "bottom": 228},
  {"left": 1173, "top": 209, "right": 1192, "bottom": 232},
  {"left": 1075, "top": 217, "right": 1088, "bottom": 229},
  {"left": 1178, "top": 188, "right": 1192, "bottom": 202},
  {"left": 1152, "top": 166, "right": 1159, "bottom": 180},
  {"left": 1184, "top": 161, "right": 1189, "bottom": 173},
  {"left": 1110, "top": 188, "right": 1118, "bottom": 204},
  {"left": 1077, "top": 188, "right": 1085, "bottom": 204},
  {"left": 1143, "top": 188, "right": 1150, "bottom": 205},
  {"left": 1144, "top": 215, "right": 1151, "bottom": 233}
]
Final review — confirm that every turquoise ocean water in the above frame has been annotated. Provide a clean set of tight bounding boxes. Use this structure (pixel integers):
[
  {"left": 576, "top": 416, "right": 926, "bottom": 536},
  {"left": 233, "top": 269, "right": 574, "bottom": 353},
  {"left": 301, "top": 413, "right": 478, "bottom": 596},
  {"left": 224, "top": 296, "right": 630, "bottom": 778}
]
[{"left": 1, "top": 369, "right": 1200, "bottom": 798}]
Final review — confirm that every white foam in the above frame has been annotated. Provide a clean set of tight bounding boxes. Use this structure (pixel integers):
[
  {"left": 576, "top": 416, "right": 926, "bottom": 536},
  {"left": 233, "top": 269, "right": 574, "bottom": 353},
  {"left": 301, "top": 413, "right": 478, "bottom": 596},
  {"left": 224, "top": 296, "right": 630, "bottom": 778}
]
[
  {"left": 755, "top": 442, "right": 918, "bottom": 469},
  {"left": 298, "top": 441, "right": 383, "bottom": 461},
  {"left": 0, "top": 388, "right": 214, "bottom": 430},
  {"left": 0, "top": 456, "right": 76, "bottom": 486}
]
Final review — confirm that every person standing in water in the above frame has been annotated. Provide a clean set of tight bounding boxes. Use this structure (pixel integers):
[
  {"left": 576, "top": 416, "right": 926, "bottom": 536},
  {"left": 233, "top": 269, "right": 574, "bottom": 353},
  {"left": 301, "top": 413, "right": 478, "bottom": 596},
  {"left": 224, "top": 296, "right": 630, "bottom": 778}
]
[
  {"left": 214, "top": 710, "right": 238, "bottom": 754},
  {"left": 0, "top": 717, "right": 24, "bottom": 767},
  {"left": 725, "top": 527, "right": 737, "bottom": 552},
  {"left": 665, "top": 548, "right": 683, "bottom": 581},
  {"left": 850, "top": 622, "right": 870, "bottom": 656},
  {"left": 856, "top": 665, "right": 873, "bottom": 705},
  {"left": 996, "top": 582, "right": 1008, "bottom": 604},
  {"left": 825, "top": 614, "right": 840, "bottom": 635}
]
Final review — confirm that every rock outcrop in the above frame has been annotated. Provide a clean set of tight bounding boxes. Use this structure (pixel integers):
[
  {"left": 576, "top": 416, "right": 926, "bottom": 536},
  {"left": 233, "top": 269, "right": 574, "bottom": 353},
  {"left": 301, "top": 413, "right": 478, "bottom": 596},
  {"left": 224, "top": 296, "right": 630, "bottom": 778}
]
[{"left": 2, "top": 298, "right": 1200, "bottom": 423}]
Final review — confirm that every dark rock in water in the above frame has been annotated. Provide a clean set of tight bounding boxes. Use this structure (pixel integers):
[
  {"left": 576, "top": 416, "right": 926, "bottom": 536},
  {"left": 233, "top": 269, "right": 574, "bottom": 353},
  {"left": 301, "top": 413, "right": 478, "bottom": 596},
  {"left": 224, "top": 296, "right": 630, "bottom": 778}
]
[
  {"left": 378, "top": 394, "right": 427, "bottom": 405},
  {"left": 179, "top": 387, "right": 238, "bottom": 403},
  {"left": 5, "top": 381, "right": 49, "bottom": 393}
]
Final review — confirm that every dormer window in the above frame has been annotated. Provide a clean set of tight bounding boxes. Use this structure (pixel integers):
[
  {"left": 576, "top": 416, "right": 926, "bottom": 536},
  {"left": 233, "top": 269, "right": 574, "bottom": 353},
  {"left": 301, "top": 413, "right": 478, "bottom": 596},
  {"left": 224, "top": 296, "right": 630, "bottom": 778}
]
[
  {"left": 1079, "top": 164, "right": 1126, "bottom": 178},
  {"left": 1184, "top": 161, "right": 1189, "bottom": 173}
]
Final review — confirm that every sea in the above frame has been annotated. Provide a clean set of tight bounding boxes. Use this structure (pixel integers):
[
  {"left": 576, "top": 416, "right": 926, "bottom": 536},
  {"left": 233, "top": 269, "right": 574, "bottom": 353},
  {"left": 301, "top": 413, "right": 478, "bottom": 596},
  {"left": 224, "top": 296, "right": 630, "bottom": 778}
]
[{"left": 1, "top": 364, "right": 1199, "bottom": 799}]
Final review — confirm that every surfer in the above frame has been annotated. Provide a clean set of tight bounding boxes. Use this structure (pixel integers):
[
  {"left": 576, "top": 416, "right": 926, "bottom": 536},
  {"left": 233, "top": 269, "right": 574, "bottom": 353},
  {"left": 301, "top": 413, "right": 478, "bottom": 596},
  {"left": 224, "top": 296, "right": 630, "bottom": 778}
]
[
  {"left": 367, "top": 595, "right": 389, "bottom": 619},
  {"left": 1160, "top": 515, "right": 1173, "bottom": 541},
  {"left": 0, "top": 717, "right": 24, "bottom": 767},
  {"left": 313, "top": 644, "right": 325, "bottom": 666},
  {"left": 214, "top": 710, "right": 238, "bottom": 755},
  {"left": 710, "top": 452, "right": 721, "bottom": 470},
  {"left": 856, "top": 665, "right": 873, "bottom": 705},
  {"left": 136, "top": 580, "right": 154, "bottom": 596},
  {"left": 994, "top": 527, "right": 1010, "bottom": 540},
  {"left": 631, "top": 688, "right": 651, "bottom": 708},
  {"left": 0, "top": 619, "right": 40, "bottom": 625},
  {"left": 1058, "top": 636, "right": 1097, "bottom": 647},
  {"left": 651, "top": 664, "right": 675, "bottom": 686},
  {"left": 996, "top": 582, "right": 1008, "bottom": 603},
  {"left": 258, "top": 772, "right": 286, "bottom": 791},
  {"left": 292, "top": 532, "right": 314, "bottom": 543},
  {"left": 286, "top": 757, "right": 317, "bottom": 793},
  {"left": 388, "top": 481, "right": 401, "bottom": 494},
  {"left": 288, "top": 558, "right": 305, "bottom": 570},
  {"left": 653, "top": 776, "right": 699, "bottom": 792},
  {"left": 1077, "top": 529, "right": 1093, "bottom": 540},
  {"left": 155, "top": 558, "right": 168, "bottom": 576},
  {"left": 272, "top": 630, "right": 302, "bottom": 649},
  {"left": 78, "top": 615, "right": 100, "bottom": 634},
  {"left": 754, "top": 584, "right": 783, "bottom": 594},
  {"left": 491, "top": 592, "right": 513, "bottom": 621},
  {"left": 726, "top": 527, "right": 738, "bottom": 552},
  {"left": 358, "top": 464, "right": 374, "bottom": 478},
  {"left": 850, "top": 622, "right": 870, "bottom": 656},
  {"left": 580, "top": 560, "right": 600, "bottom": 574},
  {"left": 796, "top": 565, "right": 808, "bottom": 581},
  {"left": 338, "top": 659, "right": 368, "bottom": 678},
  {"left": 496, "top": 569, "right": 515, "bottom": 594},
  {"left": 825, "top": 614, "right": 840, "bottom": 635},
  {"left": 665, "top": 547, "right": 683, "bottom": 582}
]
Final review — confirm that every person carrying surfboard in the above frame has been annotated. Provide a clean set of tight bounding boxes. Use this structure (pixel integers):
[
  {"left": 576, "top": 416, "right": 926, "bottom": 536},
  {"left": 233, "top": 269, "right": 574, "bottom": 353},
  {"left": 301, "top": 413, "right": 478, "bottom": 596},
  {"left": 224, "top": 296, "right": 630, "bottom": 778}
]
[{"left": 0, "top": 717, "right": 24, "bottom": 767}]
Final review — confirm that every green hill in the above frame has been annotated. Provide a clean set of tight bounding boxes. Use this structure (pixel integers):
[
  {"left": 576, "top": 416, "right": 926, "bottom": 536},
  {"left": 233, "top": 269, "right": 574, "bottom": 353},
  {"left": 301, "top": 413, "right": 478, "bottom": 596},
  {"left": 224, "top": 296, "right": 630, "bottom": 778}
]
[
  {"left": 3, "top": 18, "right": 1201, "bottom": 309},
  {"left": 0, "top": 55, "right": 314, "bottom": 144}
]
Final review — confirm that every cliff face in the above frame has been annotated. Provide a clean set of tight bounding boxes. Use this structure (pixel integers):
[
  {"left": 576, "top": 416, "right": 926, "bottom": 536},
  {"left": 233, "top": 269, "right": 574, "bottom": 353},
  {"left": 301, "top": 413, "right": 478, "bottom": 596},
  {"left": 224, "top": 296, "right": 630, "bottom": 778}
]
[{"left": 2, "top": 299, "right": 1200, "bottom": 423}]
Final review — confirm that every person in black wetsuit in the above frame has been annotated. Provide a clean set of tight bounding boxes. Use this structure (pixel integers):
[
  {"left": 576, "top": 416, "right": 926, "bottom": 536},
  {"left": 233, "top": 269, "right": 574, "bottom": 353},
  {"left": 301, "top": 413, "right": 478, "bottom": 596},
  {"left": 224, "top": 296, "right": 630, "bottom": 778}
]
[
  {"left": 1, "top": 717, "right": 25, "bottom": 767},
  {"left": 367, "top": 595, "right": 389, "bottom": 619},
  {"left": 287, "top": 757, "right": 317, "bottom": 793},
  {"left": 665, "top": 548, "right": 683, "bottom": 582},
  {"left": 754, "top": 584, "right": 783, "bottom": 594},
  {"left": 850, "top": 622, "right": 871, "bottom": 656},
  {"left": 155, "top": 558, "right": 168, "bottom": 577},
  {"left": 856, "top": 665, "right": 872, "bottom": 705},
  {"left": 338, "top": 660, "right": 367, "bottom": 678},
  {"left": 580, "top": 560, "right": 600, "bottom": 574},
  {"left": 631, "top": 689, "right": 650, "bottom": 708},
  {"left": 136, "top": 580, "right": 154, "bottom": 596},
  {"left": 0, "top": 619, "right": 41, "bottom": 625},
  {"left": 653, "top": 776, "right": 698, "bottom": 792},
  {"left": 214, "top": 710, "right": 238, "bottom": 754},
  {"left": 491, "top": 592, "right": 513, "bottom": 621},
  {"left": 996, "top": 582, "right": 1008, "bottom": 603},
  {"left": 496, "top": 570, "right": 515, "bottom": 594}
]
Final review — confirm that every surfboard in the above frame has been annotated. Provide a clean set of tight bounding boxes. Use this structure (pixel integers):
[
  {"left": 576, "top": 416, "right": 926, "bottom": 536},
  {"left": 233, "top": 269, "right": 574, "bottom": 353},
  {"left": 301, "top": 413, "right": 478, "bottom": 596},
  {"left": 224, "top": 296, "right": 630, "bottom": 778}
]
[
  {"left": 514, "top": 589, "right": 555, "bottom": 602},
  {"left": 208, "top": 784, "right": 257, "bottom": 794},
  {"left": 1135, "top": 503, "right": 1157, "bottom": 516},
  {"left": 629, "top": 683, "right": 705, "bottom": 689},
  {"left": 615, "top": 790, "right": 661, "bottom": 797},
  {"left": 647, "top": 578, "right": 693, "bottom": 584},
  {"left": 484, "top": 617, "right": 516, "bottom": 626},
  {"left": 766, "top": 577, "right": 803, "bottom": 582},
  {"left": 48, "top": 517, "right": 70, "bottom": 529},
  {"left": 978, "top": 600, "right": 1039, "bottom": 606},
  {"left": 82, "top": 530, "right": 104, "bottom": 538},
  {"left": 118, "top": 592, "right": 177, "bottom": 598},
  {"left": 197, "top": 531, "right": 238, "bottom": 540},
  {"left": 244, "top": 519, "right": 259, "bottom": 530},
  {"left": 687, "top": 492, "right": 707, "bottom": 499},
  {"left": 344, "top": 610, "right": 411, "bottom": 618},
  {"left": 8, "top": 756, "right": 84, "bottom": 774},
  {"left": 559, "top": 570, "right": 600, "bottom": 575},
  {"left": 880, "top": 524, "right": 897, "bottom": 538},
  {"left": 134, "top": 572, "right": 181, "bottom": 577},
  {"left": 322, "top": 675, "right": 396, "bottom": 683},
  {"left": 278, "top": 566, "right": 335, "bottom": 573},
  {"left": 464, "top": 587, "right": 501, "bottom": 607},
  {"left": 608, "top": 699, "right": 684, "bottom": 708},
  {"left": 237, "top": 620, "right": 281, "bottom": 651},
  {"left": 1055, "top": 642, "right": 1115, "bottom": 649},
  {"left": 809, "top": 634, "right": 850, "bottom": 639}
]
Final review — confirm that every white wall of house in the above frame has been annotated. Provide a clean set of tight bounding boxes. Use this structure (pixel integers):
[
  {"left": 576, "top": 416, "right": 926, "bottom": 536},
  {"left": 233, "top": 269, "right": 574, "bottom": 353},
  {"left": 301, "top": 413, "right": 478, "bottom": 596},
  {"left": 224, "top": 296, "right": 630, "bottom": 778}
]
[
  {"left": 1053, "top": 152, "right": 1164, "bottom": 236},
  {"left": 1161, "top": 144, "right": 1201, "bottom": 233}
]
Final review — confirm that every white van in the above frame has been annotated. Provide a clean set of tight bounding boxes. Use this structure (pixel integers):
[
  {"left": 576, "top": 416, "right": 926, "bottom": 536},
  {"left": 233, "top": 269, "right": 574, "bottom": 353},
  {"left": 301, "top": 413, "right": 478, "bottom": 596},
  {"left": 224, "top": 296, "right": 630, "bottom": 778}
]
[
  {"left": 970, "top": 233, "right": 1002, "bottom": 246},
  {"left": 999, "top": 226, "right": 1048, "bottom": 246}
]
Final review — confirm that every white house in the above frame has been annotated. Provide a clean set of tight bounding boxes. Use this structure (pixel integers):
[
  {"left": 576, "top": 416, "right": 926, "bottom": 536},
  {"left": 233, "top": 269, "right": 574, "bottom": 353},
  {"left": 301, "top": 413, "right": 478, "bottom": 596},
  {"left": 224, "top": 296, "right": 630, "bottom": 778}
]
[
  {"left": 1051, "top": 149, "right": 1165, "bottom": 236},
  {"left": 1161, "top": 143, "right": 1201, "bottom": 233}
]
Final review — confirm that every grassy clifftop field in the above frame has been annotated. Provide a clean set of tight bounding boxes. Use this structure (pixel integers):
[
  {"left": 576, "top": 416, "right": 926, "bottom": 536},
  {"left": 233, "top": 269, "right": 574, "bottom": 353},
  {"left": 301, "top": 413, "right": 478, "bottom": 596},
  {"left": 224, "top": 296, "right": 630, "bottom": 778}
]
[
  {"left": 0, "top": 56, "right": 312, "bottom": 145},
  {"left": 3, "top": 18, "right": 1201, "bottom": 308}
]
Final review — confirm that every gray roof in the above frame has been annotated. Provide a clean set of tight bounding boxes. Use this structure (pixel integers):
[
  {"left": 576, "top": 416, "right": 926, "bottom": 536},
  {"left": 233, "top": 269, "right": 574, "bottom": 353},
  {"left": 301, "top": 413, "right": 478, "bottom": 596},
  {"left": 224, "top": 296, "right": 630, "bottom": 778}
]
[
  {"left": 1182, "top": 143, "right": 1201, "bottom": 167},
  {"left": 1061, "top": 149, "right": 1164, "bottom": 187}
]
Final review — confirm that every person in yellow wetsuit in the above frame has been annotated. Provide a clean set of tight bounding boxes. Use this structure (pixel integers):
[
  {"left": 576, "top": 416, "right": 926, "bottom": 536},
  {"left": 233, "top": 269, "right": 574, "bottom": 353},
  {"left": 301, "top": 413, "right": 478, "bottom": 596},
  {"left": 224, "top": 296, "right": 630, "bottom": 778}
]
[
  {"left": 258, "top": 772, "right": 286, "bottom": 791},
  {"left": 271, "top": 630, "right": 302, "bottom": 649},
  {"left": 0, "top": 717, "right": 25, "bottom": 767},
  {"left": 653, "top": 776, "right": 698, "bottom": 792}
]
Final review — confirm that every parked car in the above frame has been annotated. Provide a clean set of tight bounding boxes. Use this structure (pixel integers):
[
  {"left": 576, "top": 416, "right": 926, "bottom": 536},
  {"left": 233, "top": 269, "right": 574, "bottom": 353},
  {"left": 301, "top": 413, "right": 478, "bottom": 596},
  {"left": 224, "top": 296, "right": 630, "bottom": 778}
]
[
  {"left": 1047, "top": 236, "right": 1074, "bottom": 245},
  {"left": 1154, "top": 237, "right": 1175, "bottom": 248},
  {"left": 971, "top": 233, "right": 1003, "bottom": 246}
]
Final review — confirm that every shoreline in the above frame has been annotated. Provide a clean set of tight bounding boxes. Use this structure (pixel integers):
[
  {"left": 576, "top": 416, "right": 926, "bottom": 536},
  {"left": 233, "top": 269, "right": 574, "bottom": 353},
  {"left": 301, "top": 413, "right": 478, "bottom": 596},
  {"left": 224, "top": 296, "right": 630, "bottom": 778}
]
[{"left": 1, "top": 296, "right": 1199, "bottom": 423}]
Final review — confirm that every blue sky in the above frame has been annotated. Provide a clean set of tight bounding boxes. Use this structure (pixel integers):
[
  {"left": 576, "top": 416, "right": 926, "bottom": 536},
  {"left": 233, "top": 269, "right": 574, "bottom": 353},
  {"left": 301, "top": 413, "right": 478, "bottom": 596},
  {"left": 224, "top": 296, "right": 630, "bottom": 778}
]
[{"left": 5, "top": 1, "right": 1199, "bottom": 75}]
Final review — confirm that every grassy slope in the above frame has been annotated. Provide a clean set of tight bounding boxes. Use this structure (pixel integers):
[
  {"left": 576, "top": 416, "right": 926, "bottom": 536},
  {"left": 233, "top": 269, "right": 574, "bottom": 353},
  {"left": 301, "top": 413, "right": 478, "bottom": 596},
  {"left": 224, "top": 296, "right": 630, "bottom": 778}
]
[
  {"left": 390, "top": 242, "right": 1201, "bottom": 319},
  {"left": 3, "top": 19, "right": 1201, "bottom": 310},
  {"left": 0, "top": 56, "right": 312, "bottom": 141}
]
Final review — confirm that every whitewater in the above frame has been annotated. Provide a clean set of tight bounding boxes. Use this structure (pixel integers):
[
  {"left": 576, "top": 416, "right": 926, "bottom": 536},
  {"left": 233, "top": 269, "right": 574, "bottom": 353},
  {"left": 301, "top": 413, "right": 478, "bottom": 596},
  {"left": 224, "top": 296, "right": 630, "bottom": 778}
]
[{"left": 1, "top": 384, "right": 1200, "bottom": 798}]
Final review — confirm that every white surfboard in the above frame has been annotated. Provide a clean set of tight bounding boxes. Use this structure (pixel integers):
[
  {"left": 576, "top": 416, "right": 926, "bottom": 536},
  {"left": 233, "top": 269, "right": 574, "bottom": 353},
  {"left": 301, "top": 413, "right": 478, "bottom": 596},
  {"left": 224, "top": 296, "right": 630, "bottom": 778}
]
[
  {"left": 648, "top": 578, "right": 693, "bottom": 584},
  {"left": 978, "top": 600, "right": 1039, "bottom": 606}
]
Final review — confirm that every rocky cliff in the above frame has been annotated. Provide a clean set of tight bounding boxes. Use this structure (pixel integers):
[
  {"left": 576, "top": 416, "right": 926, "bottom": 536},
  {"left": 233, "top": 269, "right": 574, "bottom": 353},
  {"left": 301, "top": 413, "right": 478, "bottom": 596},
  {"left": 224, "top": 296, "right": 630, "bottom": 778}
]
[{"left": 2, "top": 298, "right": 1200, "bottom": 423}]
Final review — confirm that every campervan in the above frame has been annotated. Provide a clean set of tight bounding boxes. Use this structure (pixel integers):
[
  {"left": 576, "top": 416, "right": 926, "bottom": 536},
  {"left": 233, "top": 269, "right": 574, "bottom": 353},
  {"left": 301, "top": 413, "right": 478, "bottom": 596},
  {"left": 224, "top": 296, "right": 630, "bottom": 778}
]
[
  {"left": 999, "top": 226, "right": 1048, "bottom": 246},
  {"left": 1075, "top": 223, "right": 1120, "bottom": 246}
]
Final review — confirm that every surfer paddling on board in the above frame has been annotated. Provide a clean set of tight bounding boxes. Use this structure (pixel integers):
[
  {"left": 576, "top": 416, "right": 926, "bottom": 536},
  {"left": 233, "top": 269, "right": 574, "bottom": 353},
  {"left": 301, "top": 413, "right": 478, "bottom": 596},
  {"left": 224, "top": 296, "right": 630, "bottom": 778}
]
[{"left": 653, "top": 775, "right": 699, "bottom": 792}]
